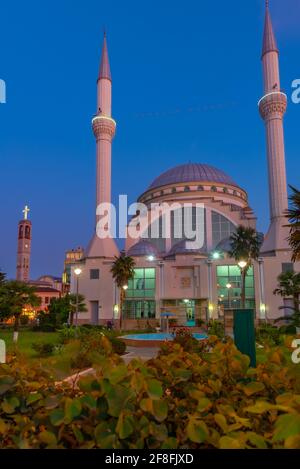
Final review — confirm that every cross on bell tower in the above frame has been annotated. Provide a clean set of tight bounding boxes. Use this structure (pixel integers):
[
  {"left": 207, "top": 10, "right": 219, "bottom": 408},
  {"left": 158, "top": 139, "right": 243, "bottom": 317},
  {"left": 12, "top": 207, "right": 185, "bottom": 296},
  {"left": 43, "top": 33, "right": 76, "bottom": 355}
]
[{"left": 16, "top": 205, "right": 32, "bottom": 282}]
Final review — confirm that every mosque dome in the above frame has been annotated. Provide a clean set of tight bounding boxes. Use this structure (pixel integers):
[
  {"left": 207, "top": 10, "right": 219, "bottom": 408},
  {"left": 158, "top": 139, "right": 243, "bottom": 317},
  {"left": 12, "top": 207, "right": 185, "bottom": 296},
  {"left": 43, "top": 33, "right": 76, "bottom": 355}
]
[
  {"left": 148, "top": 163, "right": 239, "bottom": 190},
  {"left": 127, "top": 240, "right": 160, "bottom": 257}
]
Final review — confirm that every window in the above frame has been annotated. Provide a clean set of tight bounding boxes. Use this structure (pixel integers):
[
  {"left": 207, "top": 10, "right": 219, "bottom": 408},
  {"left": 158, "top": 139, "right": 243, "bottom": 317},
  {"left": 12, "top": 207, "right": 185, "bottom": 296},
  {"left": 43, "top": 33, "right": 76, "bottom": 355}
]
[
  {"left": 172, "top": 187, "right": 177, "bottom": 193},
  {"left": 45, "top": 297, "right": 49, "bottom": 304},
  {"left": 216, "top": 265, "right": 255, "bottom": 309},
  {"left": 184, "top": 186, "right": 190, "bottom": 192},
  {"left": 171, "top": 206, "right": 206, "bottom": 248},
  {"left": 126, "top": 268, "right": 156, "bottom": 299},
  {"left": 212, "top": 211, "right": 236, "bottom": 248},
  {"left": 211, "top": 186, "right": 217, "bottom": 192},
  {"left": 90, "top": 269, "right": 100, "bottom": 280},
  {"left": 282, "top": 263, "right": 294, "bottom": 273},
  {"left": 198, "top": 185, "right": 204, "bottom": 191},
  {"left": 123, "top": 300, "right": 156, "bottom": 319}
]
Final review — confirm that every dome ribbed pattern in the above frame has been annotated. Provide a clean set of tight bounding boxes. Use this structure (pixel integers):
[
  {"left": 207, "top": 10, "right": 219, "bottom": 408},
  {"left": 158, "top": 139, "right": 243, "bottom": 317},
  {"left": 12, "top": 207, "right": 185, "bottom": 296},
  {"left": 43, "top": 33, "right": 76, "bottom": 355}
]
[{"left": 148, "top": 163, "right": 238, "bottom": 190}]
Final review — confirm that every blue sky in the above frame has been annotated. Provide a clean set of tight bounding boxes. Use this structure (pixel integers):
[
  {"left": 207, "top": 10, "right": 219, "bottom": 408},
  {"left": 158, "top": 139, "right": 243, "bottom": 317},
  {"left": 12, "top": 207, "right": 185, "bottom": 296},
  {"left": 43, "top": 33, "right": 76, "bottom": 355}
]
[{"left": 0, "top": 0, "right": 299, "bottom": 279}]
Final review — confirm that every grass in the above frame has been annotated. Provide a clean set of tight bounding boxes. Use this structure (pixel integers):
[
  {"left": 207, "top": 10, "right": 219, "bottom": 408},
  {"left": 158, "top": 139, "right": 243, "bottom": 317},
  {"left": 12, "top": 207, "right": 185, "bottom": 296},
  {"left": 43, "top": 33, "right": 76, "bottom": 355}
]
[
  {"left": 0, "top": 329, "right": 77, "bottom": 380},
  {"left": 0, "top": 329, "right": 59, "bottom": 358}
]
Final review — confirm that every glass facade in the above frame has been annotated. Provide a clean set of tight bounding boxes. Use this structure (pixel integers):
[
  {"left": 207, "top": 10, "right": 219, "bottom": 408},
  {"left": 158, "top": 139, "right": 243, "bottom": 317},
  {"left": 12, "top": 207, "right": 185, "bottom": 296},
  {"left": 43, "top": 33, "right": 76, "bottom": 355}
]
[
  {"left": 212, "top": 211, "right": 236, "bottom": 248},
  {"left": 217, "top": 265, "right": 255, "bottom": 309},
  {"left": 124, "top": 268, "right": 156, "bottom": 319}
]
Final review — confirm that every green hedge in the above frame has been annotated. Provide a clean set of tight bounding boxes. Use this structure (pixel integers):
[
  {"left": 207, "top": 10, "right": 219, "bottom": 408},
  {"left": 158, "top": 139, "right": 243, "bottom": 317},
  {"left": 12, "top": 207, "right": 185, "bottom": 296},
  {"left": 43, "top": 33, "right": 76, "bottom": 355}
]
[{"left": 0, "top": 336, "right": 300, "bottom": 449}]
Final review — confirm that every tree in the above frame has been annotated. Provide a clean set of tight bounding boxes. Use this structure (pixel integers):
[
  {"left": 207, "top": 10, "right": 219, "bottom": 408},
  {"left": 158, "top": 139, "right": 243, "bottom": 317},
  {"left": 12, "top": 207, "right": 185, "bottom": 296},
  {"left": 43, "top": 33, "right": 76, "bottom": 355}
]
[
  {"left": 0, "top": 281, "right": 41, "bottom": 342},
  {"left": 229, "top": 226, "right": 262, "bottom": 309},
  {"left": 273, "top": 271, "right": 300, "bottom": 325},
  {"left": 0, "top": 270, "right": 6, "bottom": 286},
  {"left": 68, "top": 293, "right": 87, "bottom": 326},
  {"left": 286, "top": 185, "right": 300, "bottom": 262},
  {"left": 37, "top": 296, "right": 70, "bottom": 330},
  {"left": 111, "top": 253, "right": 135, "bottom": 330}
]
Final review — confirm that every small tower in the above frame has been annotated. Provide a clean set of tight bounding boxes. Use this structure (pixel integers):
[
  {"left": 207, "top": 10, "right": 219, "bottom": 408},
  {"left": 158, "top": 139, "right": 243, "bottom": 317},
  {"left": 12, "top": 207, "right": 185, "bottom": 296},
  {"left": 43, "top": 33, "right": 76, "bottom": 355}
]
[
  {"left": 259, "top": 1, "right": 289, "bottom": 253},
  {"left": 16, "top": 205, "right": 32, "bottom": 282},
  {"left": 86, "top": 33, "right": 119, "bottom": 258}
]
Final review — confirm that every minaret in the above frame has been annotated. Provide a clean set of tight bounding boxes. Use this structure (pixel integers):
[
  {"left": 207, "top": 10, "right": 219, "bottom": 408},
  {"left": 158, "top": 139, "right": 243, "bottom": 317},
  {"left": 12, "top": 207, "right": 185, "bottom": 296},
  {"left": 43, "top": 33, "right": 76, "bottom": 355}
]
[
  {"left": 86, "top": 33, "right": 119, "bottom": 258},
  {"left": 259, "top": 1, "right": 289, "bottom": 253},
  {"left": 16, "top": 205, "right": 32, "bottom": 282}
]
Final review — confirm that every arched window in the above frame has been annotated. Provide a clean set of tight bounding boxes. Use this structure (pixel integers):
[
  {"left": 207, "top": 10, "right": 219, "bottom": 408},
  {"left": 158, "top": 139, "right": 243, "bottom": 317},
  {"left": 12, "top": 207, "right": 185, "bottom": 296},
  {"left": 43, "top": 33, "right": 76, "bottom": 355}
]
[
  {"left": 211, "top": 211, "right": 236, "bottom": 248},
  {"left": 172, "top": 187, "right": 177, "bottom": 193},
  {"left": 211, "top": 186, "right": 217, "bottom": 192},
  {"left": 223, "top": 187, "right": 228, "bottom": 193},
  {"left": 19, "top": 226, "right": 24, "bottom": 239},
  {"left": 198, "top": 185, "right": 204, "bottom": 191},
  {"left": 25, "top": 226, "right": 31, "bottom": 239},
  {"left": 184, "top": 186, "right": 190, "bottom": 192}
]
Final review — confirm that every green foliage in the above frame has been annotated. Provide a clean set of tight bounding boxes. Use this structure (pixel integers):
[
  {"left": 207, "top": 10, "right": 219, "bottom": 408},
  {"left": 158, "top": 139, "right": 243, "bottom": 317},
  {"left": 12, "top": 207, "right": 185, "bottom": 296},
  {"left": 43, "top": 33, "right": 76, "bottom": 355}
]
[
  {"left": 172, "top": 327, "right": 198, "bottom": 352},
  {"left": 229, "top": 226, "right": 262, "bottom": 307},
  {"left": 110, "top": 337, "right": 126, "bottom": 355},
  {"left": 256, "top": 322, "right": 283, "bottom": 346},
  {"left": 286, "top": 185, "right": 300, "bottom": 262},
  {"left": 110, "top": 253, "right": 136, "bottom": 330},
  {"left": 1, "top": 337, "right": 299, "bottom": 448},
  {"left": 32, "top": 342, "right": 55, "bottom": 357},
  {"left": 0, "top": 281, "right": 41, "bottom": 340},
  {"left": 207, "top": 319, "right": 225, "bottom": 339}
]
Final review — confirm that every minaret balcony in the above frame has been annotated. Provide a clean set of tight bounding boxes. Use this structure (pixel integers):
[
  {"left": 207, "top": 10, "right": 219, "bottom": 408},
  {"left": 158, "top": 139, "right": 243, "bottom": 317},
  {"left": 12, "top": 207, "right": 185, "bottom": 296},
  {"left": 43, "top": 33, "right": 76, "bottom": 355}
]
[
  {"left": 258, "top": 91, "right": 287, "bottom": 120},
  {"left": 92, "top": 114, "right": 116, "bottom": 139}
]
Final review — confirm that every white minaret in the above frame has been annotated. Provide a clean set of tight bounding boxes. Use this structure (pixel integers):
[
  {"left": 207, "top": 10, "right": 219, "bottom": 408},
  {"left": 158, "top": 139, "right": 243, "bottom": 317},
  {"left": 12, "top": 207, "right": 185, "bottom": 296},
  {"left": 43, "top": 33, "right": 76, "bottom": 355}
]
[
  {"left": 16, "top": 205, "right": 32, "bottom": 282},
  {"left": 259, "top": 1, "right": 289, "bottom": 253},
  {"left": 86, "top": 33, "right": 119, "bottom": 258}
]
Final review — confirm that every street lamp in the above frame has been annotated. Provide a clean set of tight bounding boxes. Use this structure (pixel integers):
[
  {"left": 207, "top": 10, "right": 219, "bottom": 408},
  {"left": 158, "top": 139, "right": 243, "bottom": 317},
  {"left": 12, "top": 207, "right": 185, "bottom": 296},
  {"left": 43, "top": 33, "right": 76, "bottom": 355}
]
[
  {"left": 238, "top": 260, "right": 247, "bottom": 269},
  {"left": 74, "top": 267, "right": 82, "bottom": 328}
]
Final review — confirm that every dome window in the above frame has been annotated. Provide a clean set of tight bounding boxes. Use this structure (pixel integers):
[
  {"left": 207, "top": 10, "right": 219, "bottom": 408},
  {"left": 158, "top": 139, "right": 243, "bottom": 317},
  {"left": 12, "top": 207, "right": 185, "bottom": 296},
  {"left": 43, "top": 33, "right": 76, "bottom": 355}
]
[
  {"left": 211, "top": 186, "right": 217, "bottom": 192},
  {"left": 184, "top": 186, "right": 190, "bottom": 192},
  {"left": 198, "top": 185, "right": 204, "bottom": 191}
]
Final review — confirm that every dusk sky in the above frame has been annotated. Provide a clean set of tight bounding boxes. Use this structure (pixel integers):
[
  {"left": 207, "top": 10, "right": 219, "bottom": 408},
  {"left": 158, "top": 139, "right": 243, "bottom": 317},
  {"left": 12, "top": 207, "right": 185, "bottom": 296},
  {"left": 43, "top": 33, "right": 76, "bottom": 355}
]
[{"left": 0, "top": 0, "right": 299, "bottom": 279}]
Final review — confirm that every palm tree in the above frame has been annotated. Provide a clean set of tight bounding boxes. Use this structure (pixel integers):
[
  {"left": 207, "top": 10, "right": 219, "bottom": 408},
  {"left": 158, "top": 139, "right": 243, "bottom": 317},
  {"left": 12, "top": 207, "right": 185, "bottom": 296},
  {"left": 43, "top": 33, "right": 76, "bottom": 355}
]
[
  {"left": 286, "top": 185, "right": 300, "bottom": 262},
  {"left": 273, "top": 270, "right": 300, "bottom": 317},
  {"left": 229, "top": 226, "right": 262, "bottom": 309},
  {"left": 111, "top": 253, "right": 135, "bottom": 330},
  {"left": 68, "top": 294, "right": 87, "bottom": 326},
  {"left": 0, "top": 281, "right": 41, "bottom": 342}
]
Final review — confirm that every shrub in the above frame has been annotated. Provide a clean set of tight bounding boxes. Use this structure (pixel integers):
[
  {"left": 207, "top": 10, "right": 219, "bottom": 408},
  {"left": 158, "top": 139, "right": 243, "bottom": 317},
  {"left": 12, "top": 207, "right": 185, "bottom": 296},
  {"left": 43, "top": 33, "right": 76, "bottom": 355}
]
[
  {"left": 20, "top": 315, "right": 29, "bottom": 326},
  {"left": 207, "top": 319, "right": 225, "bottom": 339},
  {"left": 256, "top": 322, "right": 282, "bottom": 346},
  {"left": 32, "top": 342, "right": 55, "bottom": 357},
  {"left": 110, "top": 337, "right": 126, "bottom": 355},
  {"left": 0, "top": 337, "right": 300, "bottom": 449}
]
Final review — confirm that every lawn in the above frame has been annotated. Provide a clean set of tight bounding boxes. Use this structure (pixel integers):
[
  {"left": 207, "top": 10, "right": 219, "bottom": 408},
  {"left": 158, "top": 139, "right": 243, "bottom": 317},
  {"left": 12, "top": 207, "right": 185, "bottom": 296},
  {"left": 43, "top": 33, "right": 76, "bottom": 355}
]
[
  {"left": 0, "top": 329, "right": 59, "bottom": 358},
  {"left": 0, "top": 329, "right": 77, "bottom": 380}
]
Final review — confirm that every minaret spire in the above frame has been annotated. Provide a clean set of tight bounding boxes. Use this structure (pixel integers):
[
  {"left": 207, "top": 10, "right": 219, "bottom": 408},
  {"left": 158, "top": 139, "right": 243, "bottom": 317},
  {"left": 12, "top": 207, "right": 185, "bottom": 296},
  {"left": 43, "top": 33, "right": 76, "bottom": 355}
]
[
  {"left": 98, "top": 32, "right": 111, "bottom": 82},
  {"left": 262, "top": 0, "right": 278, "bottom": 59},
  {"left": 259, "top": 2, "right": 289, "bottom": 253},
  {"left": 86, "top": 32, "right": 119, "bottom": 258}
]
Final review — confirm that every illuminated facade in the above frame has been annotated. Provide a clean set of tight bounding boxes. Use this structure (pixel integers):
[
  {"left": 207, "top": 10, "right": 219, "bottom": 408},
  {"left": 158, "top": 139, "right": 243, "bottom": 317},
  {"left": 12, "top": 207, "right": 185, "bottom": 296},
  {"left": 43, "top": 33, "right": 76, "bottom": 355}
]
[{"left": 73, "top": 4, "right": 299, "bottom": 328}]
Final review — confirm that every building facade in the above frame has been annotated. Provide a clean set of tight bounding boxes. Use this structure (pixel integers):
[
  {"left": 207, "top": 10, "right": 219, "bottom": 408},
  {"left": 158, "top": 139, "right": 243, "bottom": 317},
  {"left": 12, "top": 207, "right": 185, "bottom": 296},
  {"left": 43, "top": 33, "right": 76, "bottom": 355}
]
[{"left": 73, "top": 4, "right": 299, "bottom": 328}]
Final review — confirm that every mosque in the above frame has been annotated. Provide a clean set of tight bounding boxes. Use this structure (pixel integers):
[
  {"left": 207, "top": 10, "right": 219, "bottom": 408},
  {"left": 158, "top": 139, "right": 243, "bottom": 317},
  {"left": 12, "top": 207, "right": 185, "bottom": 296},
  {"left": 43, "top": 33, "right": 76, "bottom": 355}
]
[{"left": 71, "top": 3, "right": 300, "bottom": 329}]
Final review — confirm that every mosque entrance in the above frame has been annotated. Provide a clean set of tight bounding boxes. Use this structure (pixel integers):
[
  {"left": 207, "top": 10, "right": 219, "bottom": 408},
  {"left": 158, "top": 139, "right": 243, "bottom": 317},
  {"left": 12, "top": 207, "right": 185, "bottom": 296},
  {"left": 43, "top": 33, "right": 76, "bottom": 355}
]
[{"left": 161, "top": 299, "right": 207, "bottom": 327}]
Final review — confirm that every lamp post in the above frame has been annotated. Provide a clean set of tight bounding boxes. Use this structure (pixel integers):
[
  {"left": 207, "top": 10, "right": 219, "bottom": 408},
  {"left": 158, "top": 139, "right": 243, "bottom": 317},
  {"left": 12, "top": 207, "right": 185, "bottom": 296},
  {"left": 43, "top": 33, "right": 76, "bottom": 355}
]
[{"left": 74, "top": 267, "right": 82, "bottom": 328}]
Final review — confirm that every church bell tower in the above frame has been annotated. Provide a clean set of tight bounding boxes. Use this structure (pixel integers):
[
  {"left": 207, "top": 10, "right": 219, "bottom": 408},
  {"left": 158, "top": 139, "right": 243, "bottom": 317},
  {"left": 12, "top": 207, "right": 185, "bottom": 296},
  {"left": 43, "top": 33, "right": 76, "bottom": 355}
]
[{"left": 16, "top": 205, "right": 32, "bottom": 282}]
